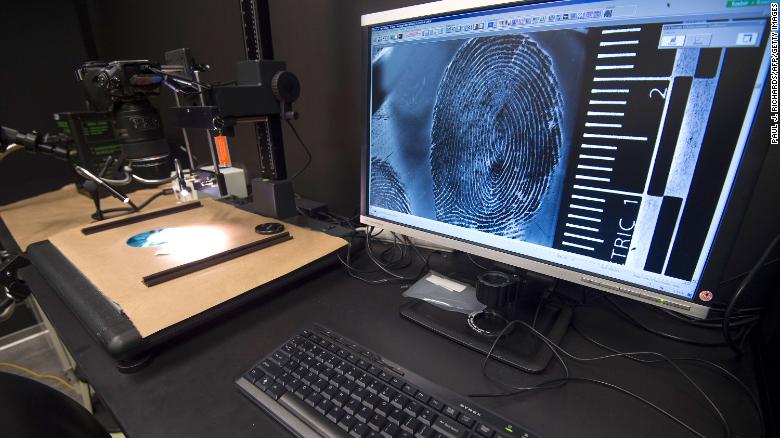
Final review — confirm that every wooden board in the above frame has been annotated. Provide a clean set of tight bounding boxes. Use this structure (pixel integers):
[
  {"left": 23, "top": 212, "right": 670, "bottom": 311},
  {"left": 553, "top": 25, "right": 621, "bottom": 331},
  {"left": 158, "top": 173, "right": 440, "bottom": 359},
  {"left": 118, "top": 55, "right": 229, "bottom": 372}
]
[
  {"left": 47, "top": 198, "right": 346, "bottom": 336},
  {"left": 0, "top": 185, "right": 179, "bottom": 251}
]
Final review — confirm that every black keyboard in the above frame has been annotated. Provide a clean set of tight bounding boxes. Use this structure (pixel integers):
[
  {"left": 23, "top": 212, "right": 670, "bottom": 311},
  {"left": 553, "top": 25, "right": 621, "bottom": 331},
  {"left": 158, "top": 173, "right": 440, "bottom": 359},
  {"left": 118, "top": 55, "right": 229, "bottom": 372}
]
[{"left": 236, "top": 325, "right": 538, "bottom": 438}]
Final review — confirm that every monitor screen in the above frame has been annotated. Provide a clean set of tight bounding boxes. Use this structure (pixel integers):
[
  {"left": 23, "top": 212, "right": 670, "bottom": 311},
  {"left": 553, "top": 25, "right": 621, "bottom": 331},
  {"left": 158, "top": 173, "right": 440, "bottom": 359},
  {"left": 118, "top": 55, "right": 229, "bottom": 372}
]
[{"left": 363, "top": 0, "right": 770, "bottom": 312}]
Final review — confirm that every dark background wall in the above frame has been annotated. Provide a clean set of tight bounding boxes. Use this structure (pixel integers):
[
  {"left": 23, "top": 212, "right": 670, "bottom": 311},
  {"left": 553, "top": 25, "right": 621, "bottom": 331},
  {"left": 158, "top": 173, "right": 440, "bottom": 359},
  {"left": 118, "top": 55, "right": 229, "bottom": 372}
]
[{"left": 0, "top": 2, "right": 89, "bottom": 204}]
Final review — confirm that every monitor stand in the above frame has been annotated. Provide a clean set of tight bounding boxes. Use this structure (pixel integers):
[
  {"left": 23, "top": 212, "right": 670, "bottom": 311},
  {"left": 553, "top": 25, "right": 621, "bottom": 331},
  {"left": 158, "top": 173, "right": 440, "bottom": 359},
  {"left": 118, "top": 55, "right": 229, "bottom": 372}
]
[{"left": 400, "top": 287, "right": 572, "bottom": 374}]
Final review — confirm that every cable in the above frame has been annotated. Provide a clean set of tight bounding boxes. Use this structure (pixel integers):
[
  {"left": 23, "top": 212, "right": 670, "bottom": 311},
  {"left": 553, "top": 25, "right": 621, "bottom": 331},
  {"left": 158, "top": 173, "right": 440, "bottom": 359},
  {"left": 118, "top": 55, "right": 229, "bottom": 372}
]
[
  {"left": 469, "top": 319, "right": 729, "bottom": 438},
  {"left": 285, "top": 120, "right": 312, "bottom": 181},
  {"left": 0, "top": 362, "right": 76, "bottom": 392},
  {"left": 656, "top": 307, "right": 759, "bottom": 329},
  {"left": 606, "top": 296, "right": 729, "bottom": 347},
  {"left": 465, "top": 253, "right": 490, "bottom": 270},
  {"left": 716, "top": 257, "right": 780, "bottom": 287},
  {"left": 93, "top": 188, "right": 173, "bottom": 219},
  {"left": 571, "top": 323, "right": 764, "bottom": 438},
  {"left": 723, "top": 233, "right": 780, "bottom": 355}
]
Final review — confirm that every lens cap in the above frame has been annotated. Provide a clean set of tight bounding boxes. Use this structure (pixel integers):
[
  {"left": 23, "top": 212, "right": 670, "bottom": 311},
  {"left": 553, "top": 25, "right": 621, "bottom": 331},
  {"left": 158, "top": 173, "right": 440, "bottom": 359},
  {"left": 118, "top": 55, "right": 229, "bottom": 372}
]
[{"left": 255, "top": 222, "right": 285, "bottom": 235}]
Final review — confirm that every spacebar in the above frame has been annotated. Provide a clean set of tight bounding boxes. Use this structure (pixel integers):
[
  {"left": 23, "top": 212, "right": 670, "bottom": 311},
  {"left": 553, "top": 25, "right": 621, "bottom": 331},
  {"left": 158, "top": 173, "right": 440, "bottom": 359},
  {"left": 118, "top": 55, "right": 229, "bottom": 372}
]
[{"left": 278, "top": 393, "right": 347, "bottom": 438}]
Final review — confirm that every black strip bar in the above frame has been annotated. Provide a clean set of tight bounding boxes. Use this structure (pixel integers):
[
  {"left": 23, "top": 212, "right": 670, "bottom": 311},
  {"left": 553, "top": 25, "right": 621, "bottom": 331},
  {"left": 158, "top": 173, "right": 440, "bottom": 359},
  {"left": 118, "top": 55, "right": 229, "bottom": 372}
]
[
  {"left": 695, "top": 48, "right": 721, "bottom": 79},
  {"left": 643, "top": 196, "right": 682, "bottom": 273},
  {"left": 142, "top": 232, "right": 292, "bottom": 287},
  {"left": 648, "top": 76, "right": 692, "bottom": 196},
  {"left": 665, "top": 46, "right": 764, "bottom": 280},
  {"left": 81, "top": 202, "right": 203, "bottom": 235}
]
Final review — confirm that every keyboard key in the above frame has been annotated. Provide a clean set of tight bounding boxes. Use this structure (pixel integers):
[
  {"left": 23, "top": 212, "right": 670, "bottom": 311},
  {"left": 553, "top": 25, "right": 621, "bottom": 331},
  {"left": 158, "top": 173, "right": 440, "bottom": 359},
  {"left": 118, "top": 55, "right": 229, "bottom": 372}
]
[
  {"left": 321, "top": 369, "right": 337, "bottom": 382},
  {"left": 351, "top": 423, "right": 370, "bottom": 438},
  {"left": 368, "top": 365, "right": 382, "bottom": 376},
  {"left": 302, "top": 371, "right": 318, "bottom": 385},
  {"left": 363, "top": 394, "right": 381, "bottom": 410},
  {"left": 402, "top": 384, "right": 418, "bottom": 397},
  {"left": 322, "top": 385, "right": 339, "bottom": 400},
  {"left": 418, "top": 409, "right": 437, "bottom": 426},
  {"left": 375, "top": 401, "right": 393, "bottom": 417},
  {"left": 402, "top": 417, "right": 421, "bottom": 434},
  {"left": 345, "top": 399, "right": 362, "bottom": 415},
  {"left": 305, "top": 393, "right": 323, "bottom": 407},
  {"left": 339, "top": 414, "right": 358, "bottom": 432},
  {"left": 343, "top": 381, "right": 359, "bottom": 395},
  {"left": 404, "top": 400, "right": 422, "bottom": 417},
  {"left": 282, "top": 342, "right": 297, "bottom": 355},
  {"left": 368, "top": 380, "right": 386, "bottom": 395},
  {"left": 259, "top": 360, "right": 283, "bottom": 378},
  {"left": 245, "top": 368, "right": 262, "bottom": 383},
  {"left": 315, "top": 399, "right": 334, "bottom": 415},
  {"left": 294, "top": 385, "right": 313, "bottom": 400},
  {"left": 356, "top": 406, "right": 374, "bottom": 423},
  {"left": 379, "top": 387, "right": 398, "bottom": 402},
  {"left": 356, "top": 375, "right": 372, "bottom": 388},
  {"left": 433, "top": 416, "right": 467, "bottom": 438},
  {"left": 415, "top": 425, "right": 436, "bottom": 438},
  {"left": 271, "top": 350, "right": 289, "bottom": 365},
  {"left": 443, "top": 406, "right": 459, "bottom": 419},
  {"left": 285, "top": 379, "right": 302, "bottom": 393},
  {"left": 291, "top": 366, "right": 305, "bottom": 380},
  {"left": 415, "top": 391, "right": 431, "bottom": 404},
  {"left": 390, "top": 377, "right": 405, "bottom": 389},
  {"left": 381, "top": 422, "right": 400, "bottom": 438},
  {"left": 475, "top": 423, "right": 494, "bottom": 437},
  {"left": 332, "top": 376, "right": 348, "bottom": 388},
  {"left": 390, "top": 394, "right": 409, "bottom": 410},
  {"left": 253, "top": 375, "right": 273, "bottom": 391},
  {"left": 276, "top": 372, "right": 293, "bottom": 387},
  {"left": 356, "top": 359, "right": 370, "bottom": 370},
  {"left": 301, "top": 329, "right": 313, "bottom": 337},
  {"left": 352, "top": 388, "right": 371, "bottom": 402},
  {"left": 388, "top": 409, "right": 406, "bottom": 425},
  {"left": 311, "top": 378, "right": 328, "bottom": 392},
  {"left": 326, "top": 356, "right": 343, "bottom": 369},
  {"left": 301, "top": 357, "right": 317, "bottom": 369},
  {"left": 333, "top": 392, "right": 350, "bottom": 407},
  {"left": 266, "top": 384, "right": 285, "bottom": 400},
  {"left": 457, "top": 413, "right": 474, "bottom": 428},
  {"left": 345, "top": 368, "right": 362, "bottom": 381},
  {"left": 327, "top": 406, "right": 345, "bottom": 423},
  {"left": 378, "top": 371, "right": 393, "bottom": 382},
  {"left": 293, "top": 351, "right": 307, "bottom": 362},
  {"left": 428, "top": 398, "right": 443, "bottom": 411},
  {"left": 368, "top": 414, "right": 387, "bottom": 432}
]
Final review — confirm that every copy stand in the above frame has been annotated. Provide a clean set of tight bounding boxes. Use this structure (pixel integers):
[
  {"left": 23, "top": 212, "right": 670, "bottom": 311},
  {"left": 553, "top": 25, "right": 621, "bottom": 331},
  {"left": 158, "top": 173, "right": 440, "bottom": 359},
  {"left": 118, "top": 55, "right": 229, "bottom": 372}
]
[{"left": 400, "top": 272, "right": 572, "bottom": 374}]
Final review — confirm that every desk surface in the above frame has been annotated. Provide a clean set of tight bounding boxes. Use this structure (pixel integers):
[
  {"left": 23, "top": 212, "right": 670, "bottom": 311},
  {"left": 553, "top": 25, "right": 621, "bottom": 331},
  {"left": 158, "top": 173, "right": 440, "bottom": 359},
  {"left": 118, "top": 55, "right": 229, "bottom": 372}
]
[{"left": 20, "top": 252, "right": 763, "bottom": 438}]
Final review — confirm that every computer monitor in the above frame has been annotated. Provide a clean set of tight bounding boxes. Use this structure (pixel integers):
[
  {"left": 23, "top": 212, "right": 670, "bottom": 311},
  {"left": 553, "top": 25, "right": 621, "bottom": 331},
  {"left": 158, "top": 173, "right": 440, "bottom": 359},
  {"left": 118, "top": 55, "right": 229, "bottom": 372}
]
[{"left": 360, "top": 0, "right": 772, "bottom": 319}]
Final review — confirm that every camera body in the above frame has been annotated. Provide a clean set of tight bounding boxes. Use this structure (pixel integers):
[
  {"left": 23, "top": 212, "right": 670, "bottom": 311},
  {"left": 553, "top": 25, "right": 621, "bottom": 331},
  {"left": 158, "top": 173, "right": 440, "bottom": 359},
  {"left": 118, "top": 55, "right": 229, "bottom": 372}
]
[{"left": 67, "top": 61, "right": 171, "bottom": 182}]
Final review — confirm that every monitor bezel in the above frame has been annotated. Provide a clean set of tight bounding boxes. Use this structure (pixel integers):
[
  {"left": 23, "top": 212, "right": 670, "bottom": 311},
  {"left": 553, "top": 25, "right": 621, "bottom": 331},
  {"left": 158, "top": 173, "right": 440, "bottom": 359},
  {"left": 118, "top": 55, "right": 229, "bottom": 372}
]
[{"left": 360, "top": 0, "right": 772, "bottom": 319}]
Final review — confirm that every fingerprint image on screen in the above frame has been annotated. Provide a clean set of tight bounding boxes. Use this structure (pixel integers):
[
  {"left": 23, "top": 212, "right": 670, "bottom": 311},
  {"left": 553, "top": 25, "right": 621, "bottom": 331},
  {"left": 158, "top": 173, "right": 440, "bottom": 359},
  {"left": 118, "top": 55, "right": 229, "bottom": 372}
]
[
  {"left": 431, "top": 35, "right": 564, "bottom": 240},
  {"left": 369, "top": 29, "right": 585, "bottom": 246},
  {"left": 369, "top": 157, "right": 411, "bottom": 214}
]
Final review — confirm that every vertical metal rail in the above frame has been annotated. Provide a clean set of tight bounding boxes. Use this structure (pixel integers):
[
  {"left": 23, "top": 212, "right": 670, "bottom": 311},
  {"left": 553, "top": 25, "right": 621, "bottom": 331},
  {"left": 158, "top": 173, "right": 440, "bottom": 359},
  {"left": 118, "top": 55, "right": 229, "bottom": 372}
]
[{"left": 239, "top": 0, "right": 288, "bottom": 180}]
